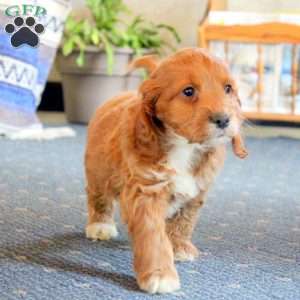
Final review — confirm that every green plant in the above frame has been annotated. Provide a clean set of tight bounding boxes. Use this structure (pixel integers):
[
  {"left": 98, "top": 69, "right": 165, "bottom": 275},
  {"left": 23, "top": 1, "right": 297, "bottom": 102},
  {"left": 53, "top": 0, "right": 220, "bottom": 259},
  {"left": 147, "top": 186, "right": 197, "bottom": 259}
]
[
  {"left": 62, "top": 0, "right": 181, "bottom": 73},
  {"left": 123, "top": 16, "right": 181, "bottom": 56}
]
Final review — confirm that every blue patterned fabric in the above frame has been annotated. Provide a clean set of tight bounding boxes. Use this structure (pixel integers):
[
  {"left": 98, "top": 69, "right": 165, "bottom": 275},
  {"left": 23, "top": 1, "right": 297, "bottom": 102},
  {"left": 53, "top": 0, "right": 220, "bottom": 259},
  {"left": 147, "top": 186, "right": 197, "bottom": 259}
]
[
  {"left": 0, "top": 126, "right": 300, "bottom": 299},
  {"left": 0, "top": 32, "right": 40, "bottom": 130},
  {"left": 0, "top": 0, "right": 70, "bottom": 134}
]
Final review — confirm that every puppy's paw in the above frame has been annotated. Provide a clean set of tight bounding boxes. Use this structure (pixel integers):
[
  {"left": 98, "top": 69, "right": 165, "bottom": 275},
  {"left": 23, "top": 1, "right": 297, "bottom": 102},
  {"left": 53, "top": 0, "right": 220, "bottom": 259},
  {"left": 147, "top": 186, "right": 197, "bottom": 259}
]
[
  {"left": 85, "top": 222, "right": 118, "bottom": 241},
  {"left": 235, "top": 148, "right": 248, "bottom": 159},
  {"left": 173, "top": 240, "right": 199, "bottom": 262},
  {"left": 138, "top": 270, "right": 180, "bottom": 294}
]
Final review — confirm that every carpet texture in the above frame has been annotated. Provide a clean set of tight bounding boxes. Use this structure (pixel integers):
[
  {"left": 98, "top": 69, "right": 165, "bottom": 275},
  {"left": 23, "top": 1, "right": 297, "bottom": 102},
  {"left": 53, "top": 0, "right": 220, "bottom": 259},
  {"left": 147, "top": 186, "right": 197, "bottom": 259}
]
[{"left": 0, "top": 126, "right": 300, "bottom": 300}]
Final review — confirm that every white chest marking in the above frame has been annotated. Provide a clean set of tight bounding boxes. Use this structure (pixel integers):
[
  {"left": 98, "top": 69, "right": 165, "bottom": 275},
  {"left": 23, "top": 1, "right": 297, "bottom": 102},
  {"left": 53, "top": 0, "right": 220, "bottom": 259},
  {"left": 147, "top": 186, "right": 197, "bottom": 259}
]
[{"left": 166, "top": 138, "right": 204, "bottom": 218}]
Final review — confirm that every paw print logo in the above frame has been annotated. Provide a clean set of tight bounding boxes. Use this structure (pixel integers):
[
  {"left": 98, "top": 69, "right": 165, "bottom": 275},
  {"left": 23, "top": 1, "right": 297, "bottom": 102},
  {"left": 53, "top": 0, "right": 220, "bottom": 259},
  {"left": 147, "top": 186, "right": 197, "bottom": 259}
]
[{"left": 5, "top": 16, "right": 45, "bottom": 48}]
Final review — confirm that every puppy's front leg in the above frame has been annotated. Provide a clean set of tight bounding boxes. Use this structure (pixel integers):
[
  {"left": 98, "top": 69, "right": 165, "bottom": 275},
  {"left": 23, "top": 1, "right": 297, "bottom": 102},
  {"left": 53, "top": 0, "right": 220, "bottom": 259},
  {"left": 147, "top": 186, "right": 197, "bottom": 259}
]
[
  {"left": 122, "top": 182, "right": 180, "bottom": 294},
  {"left": 232, "top": 134, "right": 248, "bottom": 159}
]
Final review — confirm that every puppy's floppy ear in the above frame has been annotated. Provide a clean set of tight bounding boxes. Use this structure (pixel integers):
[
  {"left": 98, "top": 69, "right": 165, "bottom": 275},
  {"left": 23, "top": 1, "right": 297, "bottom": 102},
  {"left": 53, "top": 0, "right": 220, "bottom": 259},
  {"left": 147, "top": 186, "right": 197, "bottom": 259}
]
[
  {"left": 128, "top": 55, "right": 161, "bottom": 116},
  {"left": 127, "top": 55, "right": 159, "bottom": 75},
  {"left": 133, "top": 59, "right": 163, "bottom": 161},
  {"left": 139, "top": 79, "right": 161, "bottom": 117},
  {"left": 134, "top": 104, "right": 162, "bottom": 162}
]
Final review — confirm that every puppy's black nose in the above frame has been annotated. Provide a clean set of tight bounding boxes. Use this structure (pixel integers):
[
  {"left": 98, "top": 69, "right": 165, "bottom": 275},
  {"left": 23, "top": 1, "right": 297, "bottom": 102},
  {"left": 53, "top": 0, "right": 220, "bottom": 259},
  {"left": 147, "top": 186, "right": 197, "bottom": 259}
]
[{"left": 210, "top": 113, "right": 230, "bottom": 129}]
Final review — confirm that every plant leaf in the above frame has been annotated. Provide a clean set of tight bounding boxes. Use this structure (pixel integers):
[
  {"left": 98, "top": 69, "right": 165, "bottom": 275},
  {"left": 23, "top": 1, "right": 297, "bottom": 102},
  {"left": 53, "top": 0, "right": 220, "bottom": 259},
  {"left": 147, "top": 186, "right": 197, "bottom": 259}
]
[
  {"left": 99, "top": 31, "right": 114, "bottom": 75},
  {"left": 76, "top": 50, "right": 85, "bottom": 67},
  {"left": 62, "top": 38, "right": 74, "bottom": 56},
  {"left": 157, "top": 24, "right": 181, "bottom": 43},
  {"left": 91, "top": 28, "right": 100, "bottom": 45}
]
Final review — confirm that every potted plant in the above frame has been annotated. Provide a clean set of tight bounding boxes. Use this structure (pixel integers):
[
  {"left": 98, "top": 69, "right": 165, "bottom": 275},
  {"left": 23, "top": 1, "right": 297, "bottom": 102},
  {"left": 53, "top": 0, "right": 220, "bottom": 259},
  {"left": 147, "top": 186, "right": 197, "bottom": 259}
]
[{"left": 58, "top": 0, "right": 180, "bottom": 123}]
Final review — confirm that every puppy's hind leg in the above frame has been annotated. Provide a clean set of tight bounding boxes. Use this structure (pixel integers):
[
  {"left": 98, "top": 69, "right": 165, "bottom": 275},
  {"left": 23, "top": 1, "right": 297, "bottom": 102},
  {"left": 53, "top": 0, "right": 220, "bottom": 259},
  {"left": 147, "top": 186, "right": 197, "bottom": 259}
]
[
  {"left": 85, "top": 188, "right": 118, "bottom": 241},
  {"left": 166, "top": 194, "right": 205, "bottom": 262}
]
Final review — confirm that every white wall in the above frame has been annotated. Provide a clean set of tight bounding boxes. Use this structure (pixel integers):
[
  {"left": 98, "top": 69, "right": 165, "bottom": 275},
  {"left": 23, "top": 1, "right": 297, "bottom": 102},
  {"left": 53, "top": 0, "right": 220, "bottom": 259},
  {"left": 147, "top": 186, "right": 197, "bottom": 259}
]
[
  {"left": 70, "top": 0, "right": 84, "bottom": 7},
  {"left": 228, "top": 0, "right": 300, "bottom": 12},
  {"left": 71, "top": 0, "right": 300, "bottom": 12}
]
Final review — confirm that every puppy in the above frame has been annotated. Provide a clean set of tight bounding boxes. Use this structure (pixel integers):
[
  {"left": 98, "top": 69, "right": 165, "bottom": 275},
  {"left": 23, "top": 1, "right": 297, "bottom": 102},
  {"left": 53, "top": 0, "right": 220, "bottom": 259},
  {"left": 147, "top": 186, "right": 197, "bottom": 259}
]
[{"left": 85, "top": 48, "right": 246, "bottom": 294}]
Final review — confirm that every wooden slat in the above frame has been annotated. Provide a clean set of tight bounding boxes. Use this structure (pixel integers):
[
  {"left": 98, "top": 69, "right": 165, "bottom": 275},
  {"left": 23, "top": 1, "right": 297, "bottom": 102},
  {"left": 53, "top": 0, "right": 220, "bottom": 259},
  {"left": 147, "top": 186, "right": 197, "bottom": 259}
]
[
  {"left": 244, "top": 112, "right": 300, "bottom": 122},
  {"left": 198, "top": 26, "right": 208, "bottom": 48},
  {"left": 291, "top": 45, "right": 298, "bottom": 114},
  {"left": 199, "top": 22, "right": 300, "bottom": 45},
  {"left": 256, "top": 44, "right": 264, "bottom": 111}
]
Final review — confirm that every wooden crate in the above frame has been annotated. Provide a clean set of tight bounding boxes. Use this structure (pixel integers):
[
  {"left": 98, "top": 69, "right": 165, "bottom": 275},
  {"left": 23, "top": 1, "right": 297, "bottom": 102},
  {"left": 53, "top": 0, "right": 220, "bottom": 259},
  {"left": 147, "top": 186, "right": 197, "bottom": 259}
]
[{"left": 199, "top": 19, "right": 300, "bottom": 122}]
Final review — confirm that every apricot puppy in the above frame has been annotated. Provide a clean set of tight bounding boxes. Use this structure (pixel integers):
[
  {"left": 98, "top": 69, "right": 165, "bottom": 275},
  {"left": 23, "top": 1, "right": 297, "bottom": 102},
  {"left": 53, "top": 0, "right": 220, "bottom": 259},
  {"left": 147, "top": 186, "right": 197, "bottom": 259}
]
[{"left": 85, "top": 48, "right": 246, "bottom": 294}]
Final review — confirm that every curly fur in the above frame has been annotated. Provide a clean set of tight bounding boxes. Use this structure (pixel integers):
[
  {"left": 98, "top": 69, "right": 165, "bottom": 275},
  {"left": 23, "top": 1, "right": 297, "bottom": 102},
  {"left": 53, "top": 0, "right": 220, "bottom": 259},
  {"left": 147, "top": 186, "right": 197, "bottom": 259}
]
[{"left": 85, "top": 48, "right": 246, "bottom": 294}]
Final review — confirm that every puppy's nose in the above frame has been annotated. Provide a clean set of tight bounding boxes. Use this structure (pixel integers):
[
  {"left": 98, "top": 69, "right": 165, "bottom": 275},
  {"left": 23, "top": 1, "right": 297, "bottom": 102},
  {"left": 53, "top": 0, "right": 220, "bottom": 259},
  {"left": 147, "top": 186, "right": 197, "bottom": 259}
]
[{"left": 210, "top": 113, "right": 230, "bottom": 129}]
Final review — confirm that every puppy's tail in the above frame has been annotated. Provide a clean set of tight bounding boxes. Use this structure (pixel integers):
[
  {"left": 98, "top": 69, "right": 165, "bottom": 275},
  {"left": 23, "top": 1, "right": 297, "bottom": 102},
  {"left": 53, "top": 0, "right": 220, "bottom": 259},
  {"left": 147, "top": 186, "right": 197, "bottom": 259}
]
[{"left": 127, "top": 55, "right": 158, "bottom": 75}]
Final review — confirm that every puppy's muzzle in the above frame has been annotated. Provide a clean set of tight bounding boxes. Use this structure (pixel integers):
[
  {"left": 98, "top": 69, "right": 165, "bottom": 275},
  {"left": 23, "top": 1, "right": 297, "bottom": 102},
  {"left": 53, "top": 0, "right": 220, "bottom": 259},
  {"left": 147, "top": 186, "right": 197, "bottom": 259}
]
[{"left": 210, "top": 113, "right": 230, "bottom": 129}]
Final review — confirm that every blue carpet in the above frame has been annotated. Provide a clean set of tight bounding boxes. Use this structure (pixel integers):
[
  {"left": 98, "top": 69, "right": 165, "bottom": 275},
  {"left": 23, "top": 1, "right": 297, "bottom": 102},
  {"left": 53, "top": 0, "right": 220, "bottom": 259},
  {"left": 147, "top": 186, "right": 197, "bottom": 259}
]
[{"left": 0, "top": 126, "right": 300, "bottom": 300}]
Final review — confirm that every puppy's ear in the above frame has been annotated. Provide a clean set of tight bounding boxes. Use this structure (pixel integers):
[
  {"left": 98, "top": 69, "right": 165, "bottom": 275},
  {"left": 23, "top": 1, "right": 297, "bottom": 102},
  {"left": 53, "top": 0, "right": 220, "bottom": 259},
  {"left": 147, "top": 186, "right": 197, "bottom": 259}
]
[
  {"left": 127, "top": 55, "right": 159, "bottom": 75},
  {"left": 134, "top": 77, "right": 163, "bottom": 162},
  {"left": 134, "top": 105, "right": 162, "bottom": 163},
  {"left": 131, "top": 57, "right": 163, "bottom": 162},
  {"left": 128, "top": 55, "right": 161, "bottom": 115},
  {"left": 139, "top": 78, "right": 162, "bottom": 118}
]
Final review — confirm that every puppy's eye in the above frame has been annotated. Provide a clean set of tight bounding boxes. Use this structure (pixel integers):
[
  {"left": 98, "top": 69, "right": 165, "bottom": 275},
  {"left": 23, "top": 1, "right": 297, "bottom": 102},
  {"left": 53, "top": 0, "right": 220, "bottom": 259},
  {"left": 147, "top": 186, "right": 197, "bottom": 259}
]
[
  {"left": 182, "top": 86, "right": 195, "bottom": 97},
  {"left": 224, "top": 84, "right": 233, "bottom": 94}
]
